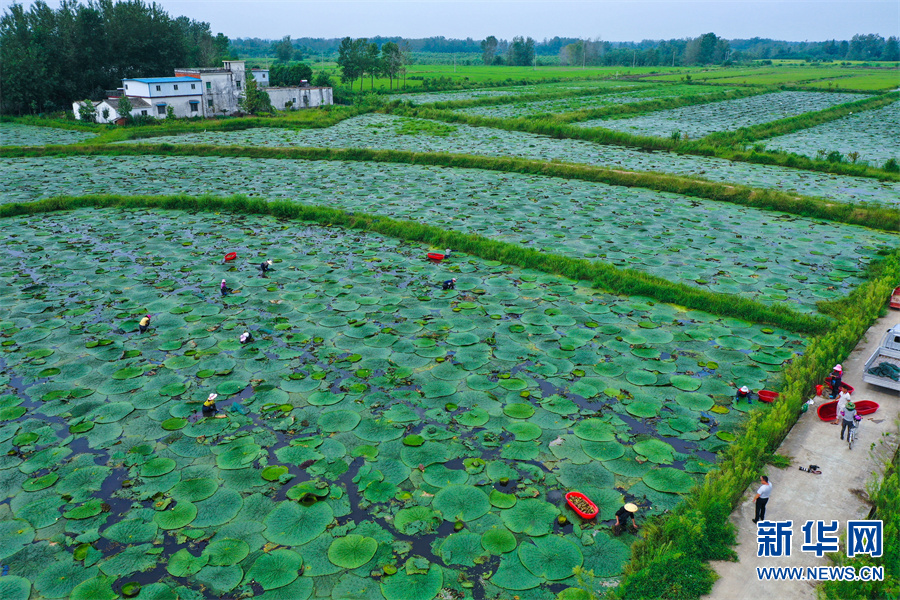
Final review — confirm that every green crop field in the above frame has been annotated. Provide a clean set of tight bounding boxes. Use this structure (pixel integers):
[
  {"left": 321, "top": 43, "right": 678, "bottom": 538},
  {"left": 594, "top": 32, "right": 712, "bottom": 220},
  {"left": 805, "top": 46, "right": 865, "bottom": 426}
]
[
  {"left": 108, "top": 113, "right": 900, "bottom": 206},
  {"left": 762, "top": 101, "right": 900, "bottom": 165},
  {"left": 1, "top": 59, "right": 898, "bottom": 600},
  {"left": 576, "top": 91, "right": 869, "bottom": 138}
]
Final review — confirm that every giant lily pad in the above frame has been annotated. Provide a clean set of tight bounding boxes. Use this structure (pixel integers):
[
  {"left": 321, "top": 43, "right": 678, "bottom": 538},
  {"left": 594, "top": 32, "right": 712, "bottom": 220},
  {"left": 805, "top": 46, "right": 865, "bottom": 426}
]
[
  {"left": 327, "top": 535, "right": 378, "bottom": 569},
  {"left": 518, "top": 536, "right": 583, "bottom": 580},
  {"left": 380, "top": 563, "right": 443, "bottom": 600}
]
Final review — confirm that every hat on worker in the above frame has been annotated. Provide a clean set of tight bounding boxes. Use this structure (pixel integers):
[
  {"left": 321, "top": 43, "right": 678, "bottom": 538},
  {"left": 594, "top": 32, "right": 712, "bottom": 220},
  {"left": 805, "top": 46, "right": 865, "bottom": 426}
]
[
  {"left": 834, "top": 364, "right": 842, "bottom": 372},
  {"left": 845, "top": 401, "right": 856, "bottom": 411},
  {"left": 740, "top": 386, "right": 749, "bottom": 393},
  {"left": 624, "top": 503, "right": 638, "bottom": 513}
]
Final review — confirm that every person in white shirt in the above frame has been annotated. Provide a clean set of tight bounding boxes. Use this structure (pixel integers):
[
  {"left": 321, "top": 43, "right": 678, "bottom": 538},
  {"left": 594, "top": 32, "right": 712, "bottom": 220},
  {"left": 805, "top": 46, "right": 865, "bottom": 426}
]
[{"left": 752, "top": 475, "right": 772, "bottom": 523}]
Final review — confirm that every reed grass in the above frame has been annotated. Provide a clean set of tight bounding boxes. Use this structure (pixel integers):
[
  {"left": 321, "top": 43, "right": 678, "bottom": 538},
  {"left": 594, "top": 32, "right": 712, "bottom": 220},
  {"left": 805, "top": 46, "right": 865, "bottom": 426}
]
[{"left": 0, "top": 193, "right": 832, "bottom": 335}]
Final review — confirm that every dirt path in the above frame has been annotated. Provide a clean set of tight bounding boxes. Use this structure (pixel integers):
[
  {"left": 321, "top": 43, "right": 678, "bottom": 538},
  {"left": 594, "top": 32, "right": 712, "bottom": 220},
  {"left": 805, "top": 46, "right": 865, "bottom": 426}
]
[{"left": 705, "top": 310, "right": 900, "bottom": 600}]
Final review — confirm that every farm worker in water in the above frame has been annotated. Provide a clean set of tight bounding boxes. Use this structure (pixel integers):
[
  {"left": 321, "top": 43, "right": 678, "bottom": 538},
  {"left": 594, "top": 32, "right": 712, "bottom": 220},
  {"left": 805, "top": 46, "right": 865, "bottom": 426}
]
[
  {"left": 203, "top": 393, "right": 218, "bottom": 416},
  {"left": 735, "top": 385, "right": 751, "bottom": 404},
  {"left": 259, "top": 259, "right": 273, "bottom": 275},
  {"left": 829, "top": 364, "right": 843, "bottom": 399},
  {"left": 442, "top": 278, "right": 457, "bottom": 290},
  {"left": 138, "top": 315, "right": 151, "bottom": 334},
  {"left": 444, "top": 248, "right": 451, "bottom": 258},
  {"left": 613, "top": 503, "right": 638, "bottom": 535},
  {"left": 239, "top": 331, "right": 254, "bottom": 344},
  {"left": 220, "top": 279, "right": 231, "bottom": 296}
]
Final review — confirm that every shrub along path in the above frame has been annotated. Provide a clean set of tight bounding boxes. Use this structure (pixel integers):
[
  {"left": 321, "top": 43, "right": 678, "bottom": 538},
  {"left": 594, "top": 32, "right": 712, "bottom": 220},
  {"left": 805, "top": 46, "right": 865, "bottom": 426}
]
[{"left": 705, "top": 309, "right": 900, "bottom": 600}]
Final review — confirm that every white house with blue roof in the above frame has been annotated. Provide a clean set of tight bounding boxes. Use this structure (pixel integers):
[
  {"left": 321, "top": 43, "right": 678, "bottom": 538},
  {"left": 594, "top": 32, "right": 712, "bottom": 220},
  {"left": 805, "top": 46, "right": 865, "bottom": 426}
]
[{"left": 122, "top": 76, "right": 205, "bottom": 118}]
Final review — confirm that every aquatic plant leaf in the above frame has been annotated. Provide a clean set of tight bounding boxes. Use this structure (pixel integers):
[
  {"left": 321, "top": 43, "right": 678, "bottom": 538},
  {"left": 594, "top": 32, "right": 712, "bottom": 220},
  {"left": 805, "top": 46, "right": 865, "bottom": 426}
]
[
  {"left": 481, "top": 527, "right": 517, "bottom": 554},
  {"left": 642, "top": 467, "right": 696, "bottom": 493},
  {"left": 380, "top": 563, "right": 443, "bottom": 600},
  {"left": 518, "top": 536, "right": 583, "bottom": 580},
  {"left": 327, "top": 534, "right": 378, "bottom": 569},
  {"left": 433, "top": 484, "right": 490, "bottom": 521}
]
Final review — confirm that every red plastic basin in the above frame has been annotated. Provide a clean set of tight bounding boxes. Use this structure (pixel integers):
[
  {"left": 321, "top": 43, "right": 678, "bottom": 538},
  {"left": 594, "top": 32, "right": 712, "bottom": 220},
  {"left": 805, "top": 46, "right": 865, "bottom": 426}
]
[
  {"left": 427, "top": 253, "right": 445, "bottom": 261},
  {"left": 224, "top": 252, "right": 237, "bottom": 262},
  {"left": 565, "top": 491, "right": 598, "bottom": 519},
  {"left": 758, "top": 390, "right": 779, "bottom": 403}
]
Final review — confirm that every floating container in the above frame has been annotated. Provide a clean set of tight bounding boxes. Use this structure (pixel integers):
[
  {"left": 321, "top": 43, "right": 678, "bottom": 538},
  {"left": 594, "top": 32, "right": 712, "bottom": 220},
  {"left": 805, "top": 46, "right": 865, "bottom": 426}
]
[
  {"left": 224, "top": 252, "right": 237, "bottom": 262},
  {"left": 758, "top": 390, "right": 779, "bottom": 403},
  {"left": 565, "top": 491, "right": 598, "bottom": 519},
  {"left": 427, "top": 253, "right": 445, "bottom": 261}
]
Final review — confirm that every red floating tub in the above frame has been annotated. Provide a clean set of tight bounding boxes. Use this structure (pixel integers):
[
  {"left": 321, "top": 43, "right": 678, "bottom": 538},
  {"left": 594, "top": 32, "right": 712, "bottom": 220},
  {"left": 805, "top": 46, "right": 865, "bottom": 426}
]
[
  {"left": 224, "top": 252, "right": 237, "bottom": 262},
  {"left": 890, "top": 285, "right": 900, "bottom": 310},
  {"left": 427, "top": 253, "right": 445, "bottom": 261},
  {"left": 758, "top": 390, "right": 779, "bottom": 403},
  {"left": 817, "top": 399, "right": 879, "bottom": 421},
  {"left": 565, "top": 491, "right": 598, "bottom": 519}
]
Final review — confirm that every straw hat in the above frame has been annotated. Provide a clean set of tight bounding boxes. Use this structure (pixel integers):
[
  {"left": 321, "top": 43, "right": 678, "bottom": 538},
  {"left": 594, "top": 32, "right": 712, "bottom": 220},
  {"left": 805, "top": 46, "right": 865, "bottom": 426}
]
[
  {"left": 624, "top": 503, "right": 638, "bottom": 513},
  {"left": 740, "top": 386, "right": 749, "bottom": 393},
  {"left": 207, "top": 393, "right": 218, "bottom": 402}
]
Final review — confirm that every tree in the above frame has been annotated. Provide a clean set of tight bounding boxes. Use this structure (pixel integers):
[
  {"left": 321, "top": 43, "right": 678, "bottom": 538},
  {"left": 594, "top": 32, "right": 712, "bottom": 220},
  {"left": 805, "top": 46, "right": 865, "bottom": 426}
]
[
  {"left": 480, "top": 35, "right": 498, "bottom": 66},
  {"left": 364, "top": 42, "right": 380, "bottom": 90},
  {"left": 77, "top": 99, "right": 96, "bottom": 122},
  {"left": 270, "top": 63, "right": 312, "bottom": 86},
  {"left": 313, "top": 70, "right": 333, "bottom": 87},
  {"left": 117, "top": 94, "right": 133, "bottom": 121},
  {"left": 337, "top": 36, "right": 366, "bottom": 90},
  {"left": 506, "top": 36, "right": 535, "bottom": 66},
  {"left": 240, "top": 74, "right": 272, "bottom": 114},
  {"left": 381, "top": 41, "right": 402, "bottom": 89},
  {"left": 885, "top": 36, "right": 900, "bottom": 61},
  {"left": 273, "top": 36, "right": 293, "bottom": 62}
]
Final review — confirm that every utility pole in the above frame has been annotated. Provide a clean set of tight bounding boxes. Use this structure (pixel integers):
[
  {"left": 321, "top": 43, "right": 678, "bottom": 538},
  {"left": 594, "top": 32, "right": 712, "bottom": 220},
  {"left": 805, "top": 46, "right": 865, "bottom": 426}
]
[
  {"left": 632, "top": 50, "right": 636, "bottom": 68},
  {"left": 582, "top": 39, "right": 585, "bottom": 69}
]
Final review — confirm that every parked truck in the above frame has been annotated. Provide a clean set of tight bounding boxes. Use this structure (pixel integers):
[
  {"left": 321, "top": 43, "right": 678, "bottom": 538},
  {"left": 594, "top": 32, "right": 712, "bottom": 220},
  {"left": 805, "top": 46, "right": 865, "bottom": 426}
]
[{"left": 863, "top": 324, "right": 900, "bottom": 391}]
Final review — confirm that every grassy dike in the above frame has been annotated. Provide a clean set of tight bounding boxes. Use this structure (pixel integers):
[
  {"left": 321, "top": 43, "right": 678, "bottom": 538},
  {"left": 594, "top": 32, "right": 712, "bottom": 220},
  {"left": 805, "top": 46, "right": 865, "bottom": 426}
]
[
  {"left": 0, "top": 194, "right": 830, "bottom": 336},
  {"left": 396, "top": 91, "right": 900, "bottom": 182},
  {"left": 3, "top": 144, "right": 898, "bottom": 233},
  {"left": 612, "top": 248, "right": 900, "bottom": 600}
]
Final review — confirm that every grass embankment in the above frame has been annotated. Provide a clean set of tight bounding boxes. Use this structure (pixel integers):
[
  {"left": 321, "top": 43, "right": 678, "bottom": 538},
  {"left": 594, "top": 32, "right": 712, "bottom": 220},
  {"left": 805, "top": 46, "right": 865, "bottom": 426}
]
[
  {"left": 394, "top": 92, "right": 900, "bottom": 181},
  {"left": 0, "top": 194, "right": 831, "bottom": 336},
  {"left": 614, "top": 248, "right": 900, "bottom": 599},
  {"left": 5, "top": 143, "right": 898, "bottom": 233}
]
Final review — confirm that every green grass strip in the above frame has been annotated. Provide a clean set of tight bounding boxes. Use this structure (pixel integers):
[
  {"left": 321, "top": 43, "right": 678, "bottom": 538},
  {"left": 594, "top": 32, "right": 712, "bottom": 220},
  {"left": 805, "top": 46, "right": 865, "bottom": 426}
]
[
  {"left": 405, "top": 82, "right": 650, "bottom": 111},
  {"left": 4, "top": 143, "right": 898, "bottom": 232},
  {"left": 615, "top": 248, "right": 900, "bottom": 599},
  {"left": 0, "top": 193, "right": 831, "bottom": 335}
]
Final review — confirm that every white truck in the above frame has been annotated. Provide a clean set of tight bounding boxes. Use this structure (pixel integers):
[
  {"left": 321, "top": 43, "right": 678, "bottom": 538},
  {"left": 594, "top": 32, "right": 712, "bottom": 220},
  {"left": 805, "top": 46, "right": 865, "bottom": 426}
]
[{"left": 863, "top": 325, "right": 900, "bottom": 391}]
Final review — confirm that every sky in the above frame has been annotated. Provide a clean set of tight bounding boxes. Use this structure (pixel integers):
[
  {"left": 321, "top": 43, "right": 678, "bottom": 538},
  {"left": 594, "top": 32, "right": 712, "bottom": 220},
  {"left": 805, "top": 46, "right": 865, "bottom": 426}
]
[{"left": 4, "top": 0, "right": 899, "bottom": 41}]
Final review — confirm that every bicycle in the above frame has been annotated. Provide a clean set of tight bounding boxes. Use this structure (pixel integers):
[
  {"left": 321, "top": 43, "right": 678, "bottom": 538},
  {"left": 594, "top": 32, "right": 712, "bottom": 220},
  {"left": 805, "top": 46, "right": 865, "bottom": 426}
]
[{"left": 848, "top": 418, "right": 860, "bottom": 450}]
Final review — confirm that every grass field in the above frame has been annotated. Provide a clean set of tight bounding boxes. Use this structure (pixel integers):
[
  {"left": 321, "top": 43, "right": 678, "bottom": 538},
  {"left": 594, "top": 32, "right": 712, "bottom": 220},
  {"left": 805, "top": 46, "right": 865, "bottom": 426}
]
[{"left": 644, "top": 65, "right": 900, "bottom": 91}]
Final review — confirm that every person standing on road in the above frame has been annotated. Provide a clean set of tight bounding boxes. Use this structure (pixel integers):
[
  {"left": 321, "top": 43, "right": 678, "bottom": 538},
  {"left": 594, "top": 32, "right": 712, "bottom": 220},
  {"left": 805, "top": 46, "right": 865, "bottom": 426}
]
[
  {"left": 840, "top": 401, "right": 859, "bottom": 440},
  {"left": 752, "top": 475, "right": 772, "bottom": 523}
]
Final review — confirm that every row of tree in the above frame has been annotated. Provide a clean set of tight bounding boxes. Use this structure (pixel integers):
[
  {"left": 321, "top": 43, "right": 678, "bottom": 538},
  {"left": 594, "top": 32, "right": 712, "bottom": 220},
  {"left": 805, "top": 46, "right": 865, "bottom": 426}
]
[
  {"left": 336, "top": 38, "right": 408, "bottom": 90},
  {"left": 235, "top": 33, "right": 899, "bottom": 65},
  {"left": 0, "top": 0, "right": 231, "bottom": 115}
]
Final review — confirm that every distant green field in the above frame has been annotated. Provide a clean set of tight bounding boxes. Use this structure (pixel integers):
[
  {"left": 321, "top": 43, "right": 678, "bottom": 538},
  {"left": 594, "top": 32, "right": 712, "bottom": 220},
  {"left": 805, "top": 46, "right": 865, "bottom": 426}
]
[{"left": 644, "top": 65, "right": 899, "bottom": 90}]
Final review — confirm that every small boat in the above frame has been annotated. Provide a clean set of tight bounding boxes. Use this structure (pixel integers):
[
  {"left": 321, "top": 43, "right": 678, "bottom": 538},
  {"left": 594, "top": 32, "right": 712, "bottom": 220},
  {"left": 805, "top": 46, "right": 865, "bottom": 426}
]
[
  {"left": 223, "top": 252, "right": 237, "bottom": 262},
  {"left": 817, "top": 399, "right": 879, "bottom": 421},
  {"left": 565, "top": 491, "right": 598, "bottom": 519},
  {"left": 758, "top": 390, "right": 779, "bottom": 403},
  {"left": 891, "top": 286, "right": 900, "bottom": 310},
  {"left": 427, "top": 252, "right": 445, "bottom": 261}
]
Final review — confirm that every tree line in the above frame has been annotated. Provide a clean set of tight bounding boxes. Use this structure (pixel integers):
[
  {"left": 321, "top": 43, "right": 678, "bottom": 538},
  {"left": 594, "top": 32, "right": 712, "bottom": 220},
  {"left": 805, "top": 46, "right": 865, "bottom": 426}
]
[
  {"left": 336, "top": 38, "right": 408, "bottom": 90},
  {"left": 0, "top": 0, "right": 231, "bottom": 115}
]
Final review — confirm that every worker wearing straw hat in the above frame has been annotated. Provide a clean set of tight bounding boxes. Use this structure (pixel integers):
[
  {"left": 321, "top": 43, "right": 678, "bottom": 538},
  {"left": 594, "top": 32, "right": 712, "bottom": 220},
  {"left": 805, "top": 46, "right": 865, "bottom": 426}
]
[{"left": 613, "top": 503, "right": 639, "bottom": 535}]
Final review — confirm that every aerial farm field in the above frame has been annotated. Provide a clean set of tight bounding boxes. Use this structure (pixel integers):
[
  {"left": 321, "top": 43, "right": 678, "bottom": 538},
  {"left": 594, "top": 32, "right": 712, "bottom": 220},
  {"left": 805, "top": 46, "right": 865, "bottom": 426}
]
[
  {"left": 575, "top": 91, "right": 869, "bottom": 138},
  {"left": 0, "top": 64, "right": 898, "bottom": 600}
]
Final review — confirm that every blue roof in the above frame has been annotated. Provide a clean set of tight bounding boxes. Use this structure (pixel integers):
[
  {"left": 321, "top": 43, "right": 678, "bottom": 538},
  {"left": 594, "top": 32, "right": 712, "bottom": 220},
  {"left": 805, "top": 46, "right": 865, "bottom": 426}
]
[{"left": 128, "top": 77, "right": 199, "bottom": 84}]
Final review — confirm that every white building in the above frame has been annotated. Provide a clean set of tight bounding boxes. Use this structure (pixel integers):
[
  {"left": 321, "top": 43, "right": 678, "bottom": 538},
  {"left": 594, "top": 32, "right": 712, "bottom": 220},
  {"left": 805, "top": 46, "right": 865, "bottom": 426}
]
[
  {"left": 73, "top": 60, "right": 331, "bottom": 122},
  {"left": 71, "top": 96, "right": 152, "bottom": 123}
]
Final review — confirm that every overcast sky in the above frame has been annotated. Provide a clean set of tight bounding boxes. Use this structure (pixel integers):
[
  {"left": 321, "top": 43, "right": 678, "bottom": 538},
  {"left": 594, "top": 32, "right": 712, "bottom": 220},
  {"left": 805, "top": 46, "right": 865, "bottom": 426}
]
[{"left": 5, "top": 0, "right": 899, "bottom": 41}]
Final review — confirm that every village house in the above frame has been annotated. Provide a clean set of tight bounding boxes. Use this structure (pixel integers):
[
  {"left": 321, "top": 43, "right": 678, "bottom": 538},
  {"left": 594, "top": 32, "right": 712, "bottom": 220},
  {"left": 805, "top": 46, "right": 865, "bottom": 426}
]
[{"left": 73, "top": 60, "right": 332, "bottom": 122}]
